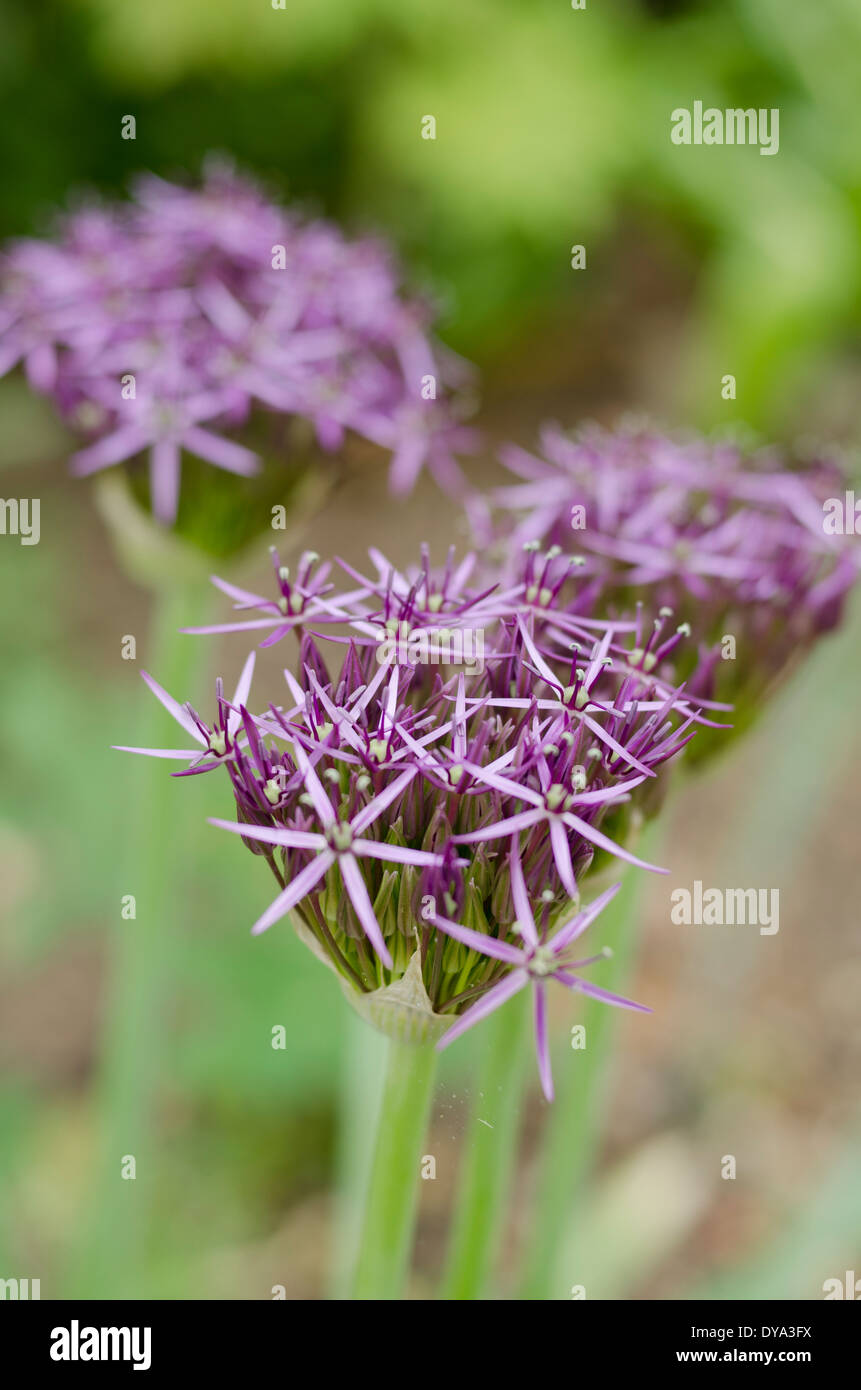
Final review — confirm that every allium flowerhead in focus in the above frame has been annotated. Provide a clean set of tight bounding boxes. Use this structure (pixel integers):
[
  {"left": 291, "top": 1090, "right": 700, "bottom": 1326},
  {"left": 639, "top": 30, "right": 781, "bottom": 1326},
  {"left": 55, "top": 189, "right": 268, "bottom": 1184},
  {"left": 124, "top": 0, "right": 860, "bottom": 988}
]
[
  {"left": 494, "top": 423, "right": 860, "bottom": 730},
  {"left": 0, "top": 159, "right": 473, "bottom": 526},
  {"left": 120, "top": 542, "right": 723, "bottom": 1097}
]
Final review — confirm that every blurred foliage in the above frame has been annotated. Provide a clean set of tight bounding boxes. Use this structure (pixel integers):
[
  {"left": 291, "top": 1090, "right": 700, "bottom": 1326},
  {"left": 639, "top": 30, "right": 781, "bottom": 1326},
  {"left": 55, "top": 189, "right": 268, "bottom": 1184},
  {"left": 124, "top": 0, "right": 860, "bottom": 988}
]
[{"left": 0, "top": 0, "right": 857, "bottom": 438}]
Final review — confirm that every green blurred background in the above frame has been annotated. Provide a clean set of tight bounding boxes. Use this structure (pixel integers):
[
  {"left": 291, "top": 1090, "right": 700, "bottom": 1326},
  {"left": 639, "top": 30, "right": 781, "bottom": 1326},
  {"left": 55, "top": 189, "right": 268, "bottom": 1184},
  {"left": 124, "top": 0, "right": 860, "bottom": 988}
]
[{"left": 1, "top": 0, "right": 860, "bottom": 1299}]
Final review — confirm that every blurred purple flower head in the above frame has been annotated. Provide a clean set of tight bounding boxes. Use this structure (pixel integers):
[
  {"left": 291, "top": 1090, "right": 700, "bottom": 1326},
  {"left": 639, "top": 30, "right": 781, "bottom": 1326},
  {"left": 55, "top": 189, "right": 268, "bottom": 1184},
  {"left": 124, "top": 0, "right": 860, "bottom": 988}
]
[
  {"left": 0, "top": 159, "right": 473, "bottom": 523},
  {"left": 495, "top": 422, "right": 859, "bottom": 711},
  {"left": 120, "top": 542, "right": 717, "bottom": 1079}
]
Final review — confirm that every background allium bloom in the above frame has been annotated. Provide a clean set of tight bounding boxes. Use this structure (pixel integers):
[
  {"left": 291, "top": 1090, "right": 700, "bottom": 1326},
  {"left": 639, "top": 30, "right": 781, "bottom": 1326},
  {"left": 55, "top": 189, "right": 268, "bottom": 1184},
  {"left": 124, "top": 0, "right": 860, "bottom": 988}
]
[
  {"left": 125, "top": 543, "right": 713, "bottom": 1079},
  {"left": 494, "top": 423, "right": 860, "bottom": 717},
  {"left": 0, "top": 160, "right": 472, "bottom": 523}
]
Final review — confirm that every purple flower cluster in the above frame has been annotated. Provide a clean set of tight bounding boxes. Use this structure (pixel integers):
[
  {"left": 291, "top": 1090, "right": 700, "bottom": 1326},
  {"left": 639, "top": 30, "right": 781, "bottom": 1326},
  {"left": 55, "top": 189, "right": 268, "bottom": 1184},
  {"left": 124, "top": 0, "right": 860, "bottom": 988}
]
[
  {"left": 494, "top": 423, "right": 859, "bottom": 713},
  {"left": 119, "top": 542, "right": 722, "bottom": 1098},
  {"left": 0, "top": 160, "right": 471, "bottom": 523}
]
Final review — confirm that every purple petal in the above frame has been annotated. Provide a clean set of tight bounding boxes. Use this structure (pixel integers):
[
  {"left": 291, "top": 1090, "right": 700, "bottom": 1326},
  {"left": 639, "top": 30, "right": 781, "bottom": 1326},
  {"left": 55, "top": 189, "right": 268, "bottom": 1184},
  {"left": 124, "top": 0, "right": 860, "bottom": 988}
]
[
  {"left": 454, "top": 810, "right": 543, "bottom": 844},
  {"left": 291, "top": 741, "right": 336, "bottom": 825},
  {"left": 388, "top": 436, "right": 429, "bottom": 496},
  {"left": 549, "top": 819, "right": 579, "bottom": 900},
  {"left": 459, "top": 759, "right": 543, "bottom": 806},
  {"left": 339, "top": 853, "right": 393, "bottom": 967},
  {"left": 182, "top": 425, "right": 259, "bottom": 477},
  {"left": 353, "top": 841, "right": 444, "bottom": 867},
  {"left": 579, "top": 713, "right": 654, "bottom": 778},
  {"left": 516, "top": 615, "right": 560, "bottom": 686},
  {"left": 561, "top": 810, "right": 668, "bottom": 873},
  {"left": 113, "top": 745, "right": 205, "bottom": 759},
  {"left": 509, "top": 837, "right": 538, "bottom": 946},
  {"left": 554, "top": 969, "right": 651, "bottom": 1013},
  {"left": 181, "top": 618, "right": 283, "bottom": 636},
  {"left": 69, "top": 426, "right": 150, "bottom": 476},
  {"left": 150, "top": 439, "right": 181, "bottom": 524},
  {"left": 551, "top": 881, "right": 622, "bottom": 953},
  {"left": 208, "top": 818, "right": 326, "bottom": 852},
  {"left": 432, "top": 914, "right": 524, "bottom": 966},
  {"left": 26, "top": 341, "right": 58, "bottom": 393},
  {"left": 569, "top": 774, "right": 645, "bottom": 807},
  {"left": 140, "top": 670, "right": 205, "bottom": 744},
  {"left": 210, "top": 575, "right": 274, "bottom": 609},
  {"left": 228, "top": 651, "right": 256, "bottom": 733},
  {"left": 250, "top": 854, "right": 333, "bottom": 936},
  {"left": 437, "top": 970, "right": 529, "bottom": 1050},
  {"left": 351, "top": 767, "right": 417, "bottom": 834}
]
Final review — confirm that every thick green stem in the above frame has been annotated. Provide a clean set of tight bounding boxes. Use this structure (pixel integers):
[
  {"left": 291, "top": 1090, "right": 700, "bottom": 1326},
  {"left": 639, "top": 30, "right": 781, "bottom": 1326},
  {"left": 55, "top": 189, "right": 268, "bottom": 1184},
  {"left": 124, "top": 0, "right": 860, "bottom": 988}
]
[
  {"left": 351, "top": 1037, "right": 438, "bottom": 1300},
  {"left": 440, "top": 987, "right": 531, "bottom": 1300},
  {"left": 330, "top": 1011, "right": 388, "bottom": 1299},
  {"left": 518, "top": 825, "right": 662, "bottom": 1301},
  {"left": 71, "top": 578, "right": 211, "bottom": 1297}
]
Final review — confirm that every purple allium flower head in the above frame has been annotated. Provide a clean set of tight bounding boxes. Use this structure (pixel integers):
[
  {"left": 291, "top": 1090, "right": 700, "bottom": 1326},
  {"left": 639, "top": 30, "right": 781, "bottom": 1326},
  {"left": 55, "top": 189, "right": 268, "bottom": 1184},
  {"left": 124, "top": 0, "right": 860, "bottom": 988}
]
[
  {"left": 0, "top": 159, "right": 473, "bottom": 524},
  {"left": 122, "top": 541, "right": 716, "bottom": 1081},
  {"left": 494, "top": 422, "right": 860, "bottom": 717}
]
